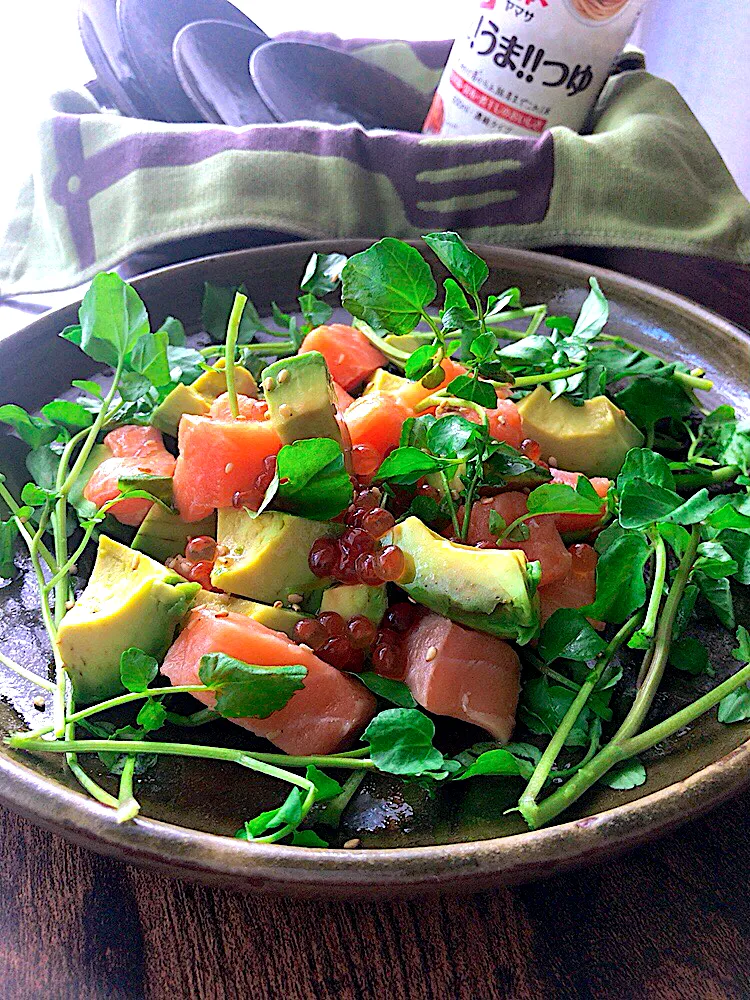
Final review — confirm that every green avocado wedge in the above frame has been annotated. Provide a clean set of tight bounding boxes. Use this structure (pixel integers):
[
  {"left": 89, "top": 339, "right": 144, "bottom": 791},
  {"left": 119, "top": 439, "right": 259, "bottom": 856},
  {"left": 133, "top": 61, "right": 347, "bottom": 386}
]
[
  {"left": 56, "top": 536, "right": 200, "bottom": 703},
  {"left": 133, "top": 506, "right": 216, "bottom": 564},
  {"left": 189, "top": 589, "right": 308, "bottom": 639},
  {"left": 382, "top": 517, "right": 540, "bottom": 644},
  {"left": 319, "top": 583, "right": 387, "bottom": 625},
  {"left": 261, "top": 352, "right": 343, "bottom": 447}
]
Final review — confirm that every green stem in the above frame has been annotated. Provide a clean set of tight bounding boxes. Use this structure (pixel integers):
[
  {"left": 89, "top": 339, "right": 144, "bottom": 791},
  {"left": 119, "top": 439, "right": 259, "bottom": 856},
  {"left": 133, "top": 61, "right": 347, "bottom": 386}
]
[
  {"left": 548, "top": 722, "right": 601, "bottom": 780},
  {"left": 512, "top": 364, "right": 587, "bottom": 389},
  {"left": 352, "top": 320, "right": 413, "bottom": 369},
  {"left": 672, "top": 466, "right": 740, "bottom": 490},
  {"left": 613, "top": 525, "right": 700, "bottom": 742},
  {"left": 673, "top": 370, "right": 713, "bottom": 392},
  {"left": 64, "top": 684, "right": 119, "bottom": 808},
  {"left": 115, "top": 754, "right": 140, "bottom": 823},
  {"left": 518, "top": 615, "right": 640, "bottom": 819},
  {"left": 0, "top": 651, "right": 56, "bottom": 692},
  {"left": 164, "top": 708, "right": 218, "bottom": 727},
  {"left": 225, "top": 292, "right": 248, "bottom": 419},
  {"left": 634, "top": 531, "right": 667, "bottom": 645},
  {"left": 459, "top": 411, "right": 490, "bottom": 542},
  {"left": 0, "top": 479, "right": 57, "bottom": 573},
  {"left": 438, "top": 470, "right": 461, "bottom": 537}
]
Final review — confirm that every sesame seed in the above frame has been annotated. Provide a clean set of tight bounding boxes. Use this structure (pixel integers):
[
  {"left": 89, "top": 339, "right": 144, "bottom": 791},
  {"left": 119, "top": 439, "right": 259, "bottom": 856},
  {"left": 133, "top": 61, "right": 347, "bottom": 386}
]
[
  {"left": 299, "top": 643, "right": 313, "bottom": 653},
  {"left": 292, "top": 604, "right": 302, "bottom": 612},
  {"left": 287, "top": 593, "right": 303, "bottom": 604},
  {"left": 69, "top": 563, "right": 78, "bottom": 575},
  {"left": 278, "top": 403, "right": 293, "bottom": 419},
  {"left": 193, "top": 604, "right": 207, "bottom": 613},
  {"left": 224, "top": 462, "right": 234, "bottom": 474},
  {"left": 425, "top": 645, "right": 438, "bottom": 662},
  {"left": 547, "top": 455, "right": 558, "bottom": 467},
  {"left": 343, "top": 838, "right": 361, "bottom": 849},
  {"left": 277, "top": 368, "right": 290, "bottom": 384},
  {"left": 214, "top": 610, "right": 229, "bottom": 619},
  {"left": 131, "top": 556, "right": 140, "bottom": 571},
  {"left": 216, "top": 545, "right": 229, "bottom": 557},
  {"left": 33, "top": 696, "right": 46, "bottom": 711},
  {"left": 65, "top": 599, "right": 75, "bottom": 610},
  {"left": 273, "top": 600, "right": 283, "bottom": 608},
  {"left": 263, "top": 376, "right": 276, "bottom": 392}
]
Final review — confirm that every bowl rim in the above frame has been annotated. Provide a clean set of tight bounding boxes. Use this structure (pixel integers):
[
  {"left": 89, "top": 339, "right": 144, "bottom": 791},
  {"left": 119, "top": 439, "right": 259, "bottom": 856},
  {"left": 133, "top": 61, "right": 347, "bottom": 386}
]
[{"left": 2, "top": 240, "right": 749, "bottom": 895}]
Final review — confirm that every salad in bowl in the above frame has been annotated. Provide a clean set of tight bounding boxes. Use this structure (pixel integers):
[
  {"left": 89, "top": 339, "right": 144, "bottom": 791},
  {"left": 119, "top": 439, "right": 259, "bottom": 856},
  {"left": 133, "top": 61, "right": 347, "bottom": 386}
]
[{"left": 1, "top": 233, "right": 748, "bottom": 849}]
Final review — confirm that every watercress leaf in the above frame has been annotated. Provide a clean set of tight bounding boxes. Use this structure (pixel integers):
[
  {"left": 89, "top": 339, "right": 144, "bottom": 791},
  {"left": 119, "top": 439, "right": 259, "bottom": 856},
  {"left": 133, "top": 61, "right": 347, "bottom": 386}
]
[
  {"left": 601, "top": 759, "right": 646, "bottom": 790},
  {"left": 40, "top": 400, "right": 94, "bottom": 432},
  {"left": 498, "top": 335, "right": 556, "bottom": 367},
  {"left": 275, "top": 438, "right": 353, "bottom": 521},
  {"left": 0, "top": 516, "right": 19, "bottom": 579},
  {"left": 201, "top": 282, "right": 265, "bottom": 343},
  {"left": 594, "top": 520, "right": 626, "bottom": 554},
  {"left": 300, "top": 251, "right": 347, "bottom": 296},
  {"left": 298, "top": 292, "right": 333, "bottom": 330},
  {"left": 120, "top": 648, "right": 159, "bottom": 693},
  {"left": 440, "top": 279, "right": 481, "bottom": 357},
  {"left": 669, "top": 636, "right": 711, "bottom": 676},
  {"left": 271, "top": 301, "right": 293, "bottom": 331},
  {"left": 305, "top": 765, "right": 344, "bottom": 803},
  {"left": 482, "top": 444, "right": 542, "bottom": 485},
  {"left": 660, "top": 489, "right": 724, "bottom": 526},
  {"left": 426, "top": 414, "right": 480, "bottom": 458},
  {"left": 518, "top": 676, "right": 593, "bottom": 747},
  {"left": 404, "top": 343, "right": 439, "bottom": 381},
  {"left": 546, "top": 315, "right": 575, "bottom": 334},
  {"left": 375, "top": 447, "right": 457, "bottom": 486},
  {"left": 694, "top": 541, "right": 739, "bottom": 580},
  {"left": 717, "top": 684, "right": 750, "bottom": 724},
  {"left": 399, "top": 414, "right": 434, "bottom": 450},
  {"left": 26, "top": 446, "right": 60, "bottom": 492},
  {"left": 718, "top": 530, "right": 750, "bottom": 584},
  {"left": 538, "top": 609, "right": 607, "bottom": 663},
  {"left": 290, "top": 829, "right": 329, "bottom": 847},
  {"left": 118, "top": 371, "right": 152, "bottom": 402},
  {"left": 71, "top": 379, "right": 103, "bottom": 399},
  {"left": 469, "top": 332, "right": 498, "bottom": 362},
  {"left": 199, "top": 653, "right": 306, "bottom": 719},
  {"left": 157, "top": 315, "right": 186, "bottom": 346},
  {"left": 130, "top": 329, "right": 171, "bottom": 388},
  {"left": 341, "top": 238, "right": 437, "bottom": 335},
  {"left": 167, "top": 345, "right": 205, "bottom": 386},
  {"left": 694, "top": 571, "right": 735, "bottom": 630},
  {"left": 527, "top": 482, "right": 602, "bottom": 516},
  {"left": 422, "top": 231, "right": 488, "bottom": 295},
  {"left": 733, "top": 626, "right": 750, "bottom": 663},
  {"left": 658, "top": 522, "right": 691, "bottom": 559},
  {"left": 357, "top": 672, "right": 416, "bottom": 708},
  {"left": 571, "top": 277, "right": 609, "bottom": 343},
  {"left": 238, "top": 787, "right": 304, "bottom": 839},
  {"left": 454, "top": 748, "right": 531, "bottom": 781},
  {"left": 616, "top": 448, "right": 675, "bottom": 492},
  {"left": 117, "top": 473, "right": 173, "bottom": 507},
  {"left": 488, "top": 509, "right": 506, "bottom": 537},
  {"left": 618, "top": 478, "right": 681, "bottom": 529},
  {"left": 615, "top": 373, "right": 692, "bottom": 430},
  {"left": 60, "top": 324, "right": 83, "bottom": 347},
  {"left": 0, "top": 404, "right": 57, "bottom": 449},
  {"left": 584, "top": 532, "right": 651, "bottom": 622},
  {"left": 405, "top": 493, "right": 443, "bottom": 524},
  {"left": 20, "top": 482, "right": 57, "bottom": 507},
  {"left": 136, "top": 698, "right": 167, "bottom": 732},
  {"left": 445, "top": 374, "right": 497, "bottom": 409},
  {"left": 363, "top": 708, "right": 445, "bottom": 775},
  {"left": 486, "top": 287, "right": 521, "bottom": 317},
  {"left": 78, "top": 272, "right": 150, "bottom": 366},
  {"left": 705, "top": 494, "right": 750, "bottom": 531},
  {"left": 721, "top": 420, "right": 750, "bottom": 475}
]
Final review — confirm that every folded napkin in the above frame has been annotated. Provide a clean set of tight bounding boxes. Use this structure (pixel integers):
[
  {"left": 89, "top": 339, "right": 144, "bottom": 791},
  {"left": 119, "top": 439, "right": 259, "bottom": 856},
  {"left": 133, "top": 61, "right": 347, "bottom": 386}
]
[{"left": 2, "top": 32, "right": 749, "bottom": 297}]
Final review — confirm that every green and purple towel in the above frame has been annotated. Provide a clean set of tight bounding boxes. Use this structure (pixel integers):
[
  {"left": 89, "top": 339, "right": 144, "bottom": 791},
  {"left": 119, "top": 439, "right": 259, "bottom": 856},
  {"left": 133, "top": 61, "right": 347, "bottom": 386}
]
[{"left": 2, "top": 32, "right": 749, "bottom": 297}]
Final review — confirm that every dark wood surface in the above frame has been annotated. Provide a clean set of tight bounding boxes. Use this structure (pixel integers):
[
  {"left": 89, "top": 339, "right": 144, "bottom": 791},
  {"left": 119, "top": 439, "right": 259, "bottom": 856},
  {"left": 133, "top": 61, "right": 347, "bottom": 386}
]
[{"left": 2, "top": 248, "right": 749, "bottom": 1000}]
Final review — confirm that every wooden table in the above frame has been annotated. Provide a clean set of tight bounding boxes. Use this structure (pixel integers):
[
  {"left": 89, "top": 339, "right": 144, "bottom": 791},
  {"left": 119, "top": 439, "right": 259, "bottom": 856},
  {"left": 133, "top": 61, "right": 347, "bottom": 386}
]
[{"left": 2, "top": 248, "right": 749, "bottom": 1000}]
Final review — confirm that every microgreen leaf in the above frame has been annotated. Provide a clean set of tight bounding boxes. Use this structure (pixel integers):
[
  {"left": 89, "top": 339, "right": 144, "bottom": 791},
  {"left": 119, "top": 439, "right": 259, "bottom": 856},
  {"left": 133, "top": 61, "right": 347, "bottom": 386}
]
[
  {"left": 273, "top": 438, "right": 353, "bottom": 521},
  {"left": 237, "top": 787, "right": 303, "bottom": 839},
  {"left": 40, "top": 400, "right": 94, "bottom": 432},
  {"left": 518, "top": 676, "right": 594, "bottom": 747},
  {"left": 600, "top": 759, "right": 646, "bottom": 790},
  {"left": 0, "top": 405, "right": 57, "bottom": 449},
  {"left": 201, "top": 282, "right": 267, "bottom": 343},
  {"left": 298, "top": 293, "right": 333, "bottom": 330},
  {"left": 130, "top": 329, "right": 172, "bottom": 388},
  {"left": 198, "top": 653, "right": 306, "bottom": 719},
  {"left": 445, "top": 374, "right": 497, "bottom": 409},
  {"left": 305, "top": 765, "right": 344, "bottom": 802},
  {"left": 300, "top": 252, "right": 347, "bottom": 296},
  {"left": 584, "top": 532, "right": 651, "bottom": 622},
  {"left": 136, "top": 699, "right": 167, "bottom": 732},
  {"left": 454, "top": 748, "right": 533, "bottom": 781},
  {"left": 668, "top": 637, "right": 711, "bottom": 676},
  {"left": 375, "top": 447, "right": 459, "bottom": 486},
  {"left": 425, "top": 414, "right": 481, "bottom": 458},
  {"left": 119, "top": 648, "right": 159, "bottom": 693},
  {"left": 341, "top": 238, "right": 437, "bottom": 335},
  {"left": 526, "top": 482, "right": 602, "bottom": 516},
  {"left": 538, "top": 609, "right": 607, "bottom": 663},
  {"left": 422, "top": 231, "right": 488, "bottom": 296},
  {"left": 76, "top": 272, "right": 150, "bottom": 366},
  {"left": 618, "top": 479, "right": 681, "bottom": 529},
  {"left": 571, "top": 277, "right": 609, "bottom": 342},
  {"left": 363, "top": 708, "right": 446, "bottom": 775},
  {"left": 615, "top": 372, "right": 693, "bottom": 430},
  {"left": 404, "top": 343, "right": 439, "bottom": 381},
  {"left": 719, "top": 531, "right": 750, "bottom": 584},
  {"left": 356, "top": 672, "right": 417, "bottom": 708},
  {"left": 617, "top": 448, "right": 675, "bottom": 492},
  {"left": 694, "top": 571, "right": 735, "bottom": 629}
]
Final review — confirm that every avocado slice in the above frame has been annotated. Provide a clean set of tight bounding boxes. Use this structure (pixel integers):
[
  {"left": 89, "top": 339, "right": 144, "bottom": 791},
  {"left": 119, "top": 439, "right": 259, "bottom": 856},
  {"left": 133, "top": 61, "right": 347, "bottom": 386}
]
[
  {"left": 56, "top": 536, "right": 200, "bottom": 703},
  {"left": 261, "top": 352, "right": 343, "bottom": 446},
  {"left": 152, "top": 359, "right": 258, "bottom": 436},
  {"left": 132, "top": 506, "right": 216, "bottom": 564},
  {"left": 362, "top": 368, "right": 411, "bottom": 397},
  {"left": 191, "top": 589, "right": 307, "bottom": 638},
  {"left": 319, "top": 583, "right": 387, "bottom": 625},
  {"left": 516, "top": 386, "right": 644, "bottom": 478},
  {"left": 211, "top": 508, "right": 342, "bottom": 604},
  {"left": 382, "top": 517, "right": 540, "bottom": 644}
]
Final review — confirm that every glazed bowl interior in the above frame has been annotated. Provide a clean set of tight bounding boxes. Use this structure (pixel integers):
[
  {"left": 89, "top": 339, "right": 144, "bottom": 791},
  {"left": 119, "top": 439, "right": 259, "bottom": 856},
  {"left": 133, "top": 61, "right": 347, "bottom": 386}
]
[{"left": 0, "top": 241, "right": 748, "bottom": 896}]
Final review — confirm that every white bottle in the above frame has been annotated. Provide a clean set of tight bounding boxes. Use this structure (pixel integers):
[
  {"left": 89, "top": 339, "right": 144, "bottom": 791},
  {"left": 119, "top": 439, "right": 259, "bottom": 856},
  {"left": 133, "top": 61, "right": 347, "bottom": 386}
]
[{"left": 424, "top": 0, "right": 649, "bottom": 138}]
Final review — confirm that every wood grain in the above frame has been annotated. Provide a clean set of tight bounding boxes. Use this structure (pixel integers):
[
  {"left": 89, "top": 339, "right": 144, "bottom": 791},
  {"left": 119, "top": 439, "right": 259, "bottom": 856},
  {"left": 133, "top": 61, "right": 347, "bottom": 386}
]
[
  {"left": 1, "top": 251, "right": 748, "bottom": 999},
  {"left": 2, "top": 795, "right": 750, "bottom": 1000}
]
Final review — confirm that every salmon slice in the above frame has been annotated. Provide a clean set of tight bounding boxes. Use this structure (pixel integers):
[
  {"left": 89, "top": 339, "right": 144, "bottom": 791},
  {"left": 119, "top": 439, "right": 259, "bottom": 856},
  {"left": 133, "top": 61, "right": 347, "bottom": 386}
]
[
  {"left": 84, "top": 425, "right": 176, "bottom": 526},
  {"left": 459, "top": 399, "right": 524, "bottom": 449},
  {"left": 173, "top": 409, "right": 281, "bottom": 522},
  {"left": 343, "top": 390, "right": 411, "bottom": 466},
  {"left": 208, "top": 393, "right": 269, "bottom": 421},
  {"left": 402, "top": 613, "right": 521, "bottom": 742},
  {"left": 333, "top": 381, "right": 354, "bottom": 412},
  {"left": 161, "top": 608, "right": 376, "bottom": 755},
  {"left": 539, "top": 543, "right": 600, "bottom": 626},
  {"left": 549, "top": 468, "right": 610, "bottom": 536},
  {"left": 458, "top": 491, "right": 572, "bottom": 586},
  {"left": 300, "top": 324, "right": 387, "bottom": 390}
]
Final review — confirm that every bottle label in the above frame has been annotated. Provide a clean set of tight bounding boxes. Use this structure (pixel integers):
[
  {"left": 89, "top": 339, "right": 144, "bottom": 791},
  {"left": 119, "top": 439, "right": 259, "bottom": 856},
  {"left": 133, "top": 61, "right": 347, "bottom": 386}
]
[{"left": 424, "top": 0, "right": 647, "bottom": 138}]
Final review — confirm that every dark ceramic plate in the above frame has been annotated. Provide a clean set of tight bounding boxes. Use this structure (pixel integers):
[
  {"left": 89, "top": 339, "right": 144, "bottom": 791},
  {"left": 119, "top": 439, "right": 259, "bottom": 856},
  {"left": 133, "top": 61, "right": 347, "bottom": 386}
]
[
  {"left": 78, "top": 0, "right": 161, "bottom": 118},
  {"left": 116, "top": 0, "right": 263, "bottom": 123},
  {"left": 249, "top": 41, "right": 429, "bottom": 131},
  {"left": 1, "top": 243, "right": 749, "bottom": 898},
  {"left": 172, "top": 19, "right": 274, "bottom": 126}
]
